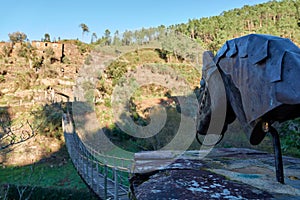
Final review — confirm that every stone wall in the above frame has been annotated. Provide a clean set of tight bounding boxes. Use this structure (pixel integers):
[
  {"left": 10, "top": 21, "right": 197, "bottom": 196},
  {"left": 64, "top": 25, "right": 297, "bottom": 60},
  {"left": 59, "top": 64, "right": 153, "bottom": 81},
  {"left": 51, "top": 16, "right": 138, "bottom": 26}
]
[
  {"left": 0, "top": 41, "right": 64, "bottom": 61},
  {"left": 63, "top": 43, "right": 81, "bottom": 64},
  {"left": 31, "top": 41, "right": 64, "bottom": 61}
]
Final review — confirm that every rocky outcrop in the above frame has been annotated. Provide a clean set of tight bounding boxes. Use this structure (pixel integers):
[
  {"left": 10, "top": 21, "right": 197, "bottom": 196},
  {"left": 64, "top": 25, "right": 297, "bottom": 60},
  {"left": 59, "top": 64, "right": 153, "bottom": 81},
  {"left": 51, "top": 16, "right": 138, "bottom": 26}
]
[{"left": 130, "top": 148, "right": 300, "bottom": 199}]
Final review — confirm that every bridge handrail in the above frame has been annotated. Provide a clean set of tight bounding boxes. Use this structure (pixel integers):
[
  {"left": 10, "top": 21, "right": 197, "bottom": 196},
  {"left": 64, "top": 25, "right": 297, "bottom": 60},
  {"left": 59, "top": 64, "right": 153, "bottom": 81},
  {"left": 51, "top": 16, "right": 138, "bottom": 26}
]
[
  {"left": 72, "top": 128, "right": 134, "bottom": 172},
  {"left": 63, "top": 113, "right": 131, "bottom": 199}
]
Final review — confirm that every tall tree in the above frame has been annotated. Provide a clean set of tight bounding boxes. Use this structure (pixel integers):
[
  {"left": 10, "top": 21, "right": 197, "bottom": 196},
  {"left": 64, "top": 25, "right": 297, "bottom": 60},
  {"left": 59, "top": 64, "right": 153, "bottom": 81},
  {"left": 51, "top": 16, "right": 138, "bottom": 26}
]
[
  {"left": 122, "top": 30, "right": 133, "bottom": 46},
  {"left": 104, "top": 29, "right": 111, "bottom": 45},
  {"left": 91, "top": 32, "right": 97, "bottom": 43},
  {"left": 188, "top": 19, "right": 195, "bottom": 39},
  {"left": 44, "top": 33, "right": 51, "bottom": 42},
  {"left": 112, "top": 30, "right": 121, "bottom": 46},
  {"left": 294, "top": 0, "right": 300, "bottom": 27},
  {"left": 79, "top": 23, "right": 89, "bottom": 41}
]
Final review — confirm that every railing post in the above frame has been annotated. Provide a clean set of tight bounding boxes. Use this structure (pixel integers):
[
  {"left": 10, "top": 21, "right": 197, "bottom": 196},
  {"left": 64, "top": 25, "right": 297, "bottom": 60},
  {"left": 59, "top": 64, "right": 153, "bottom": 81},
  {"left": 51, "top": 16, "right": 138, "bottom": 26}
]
[
  {"left": 90, "top": 159, "right": 93, "bottom": 187},
  {"left": 104, "top": 164, "right": 108, "bottom": 199},
  {"left": 114, "top": 167, "right": 118, "bottom": 200},
  {"left": 85, "top": 148, "right": 88, "bottom": 181},
  {"left": 91, "top": 149, "right": 94, "bottom": 188},
  {"left": 96, "top": 162, "right": 99, "bottom": 194}
]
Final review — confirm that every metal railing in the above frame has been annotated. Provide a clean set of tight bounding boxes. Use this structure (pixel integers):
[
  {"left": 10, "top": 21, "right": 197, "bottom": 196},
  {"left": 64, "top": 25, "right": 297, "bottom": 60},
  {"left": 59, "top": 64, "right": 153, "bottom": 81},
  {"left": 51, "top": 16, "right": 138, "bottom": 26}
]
[{"left": 63, "top": 113, "right": 133, "bottom": 200}]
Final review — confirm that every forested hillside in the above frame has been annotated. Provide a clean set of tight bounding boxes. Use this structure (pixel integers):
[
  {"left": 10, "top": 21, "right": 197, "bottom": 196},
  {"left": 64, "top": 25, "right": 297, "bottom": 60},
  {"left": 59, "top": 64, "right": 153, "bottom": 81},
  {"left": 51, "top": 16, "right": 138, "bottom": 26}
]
[
  {"left": 90, "top": 0, "right": 300, "bottom": 156},
  {"left": 96, "top": 0, "right": 300, "bottom": 52},
  {"left": 174, "top": 0, "right": 300, "bottom": 51}
]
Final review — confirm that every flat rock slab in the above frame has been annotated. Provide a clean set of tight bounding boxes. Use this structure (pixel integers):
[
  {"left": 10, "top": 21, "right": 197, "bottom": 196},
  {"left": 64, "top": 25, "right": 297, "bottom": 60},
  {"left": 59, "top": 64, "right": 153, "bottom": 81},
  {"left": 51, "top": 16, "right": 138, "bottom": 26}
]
[
  {"left": 131, "top": 148, "right": 300, "bottom": 199},
  {"left": 131, "top": 167, "right": 272, "bottom": 199}
]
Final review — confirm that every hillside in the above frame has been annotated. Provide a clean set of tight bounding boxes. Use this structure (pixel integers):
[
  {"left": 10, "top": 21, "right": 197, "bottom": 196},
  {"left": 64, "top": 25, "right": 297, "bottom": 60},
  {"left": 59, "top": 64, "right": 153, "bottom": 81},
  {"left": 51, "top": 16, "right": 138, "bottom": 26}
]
[
  {"left": 93, "top": 0, "right": 300, "bottom": 53},
  {"left": 0, "top": 40, "right": 99, "bottom": 199},
  {"left": 90, "top": 47, "right": 201, "bottom": 151},
  {"left": 175, "top": 0, "right": 300, "bottom": 51},
  {"left": 0, "top": 0, "right": 300, "bottom": 198}
]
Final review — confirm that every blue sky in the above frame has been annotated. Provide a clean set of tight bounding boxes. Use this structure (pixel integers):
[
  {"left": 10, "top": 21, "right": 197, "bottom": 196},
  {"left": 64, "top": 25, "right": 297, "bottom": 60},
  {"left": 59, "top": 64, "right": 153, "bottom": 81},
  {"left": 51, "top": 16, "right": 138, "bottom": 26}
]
[{"left": 0, "top": 0, "right": 270, "bottom": 43}]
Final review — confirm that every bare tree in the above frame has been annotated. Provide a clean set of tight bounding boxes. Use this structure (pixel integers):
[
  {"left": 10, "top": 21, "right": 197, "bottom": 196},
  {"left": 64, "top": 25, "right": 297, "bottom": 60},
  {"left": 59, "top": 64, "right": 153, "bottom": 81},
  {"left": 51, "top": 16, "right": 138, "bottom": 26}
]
[
  {"left": 16, "top": 164, "right": 43, "bottom": 200},
  {"left": 0, "top": 184, "right": 10, "bottom": 200}
]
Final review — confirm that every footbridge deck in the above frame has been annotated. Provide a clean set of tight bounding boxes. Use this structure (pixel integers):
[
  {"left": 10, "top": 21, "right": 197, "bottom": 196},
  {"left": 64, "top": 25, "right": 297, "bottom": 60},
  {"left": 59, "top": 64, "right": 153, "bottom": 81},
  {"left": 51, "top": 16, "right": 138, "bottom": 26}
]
[{"left": 62, "top": 114, "right": 132, "bottom": 200}]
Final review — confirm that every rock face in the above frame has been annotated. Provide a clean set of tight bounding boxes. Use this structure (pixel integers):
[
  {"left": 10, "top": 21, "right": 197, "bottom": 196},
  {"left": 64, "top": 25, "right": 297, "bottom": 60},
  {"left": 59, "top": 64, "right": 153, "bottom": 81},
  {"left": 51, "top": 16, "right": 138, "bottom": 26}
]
[{"left": 130, "top": 148, "right": 300, "bottom": 199}]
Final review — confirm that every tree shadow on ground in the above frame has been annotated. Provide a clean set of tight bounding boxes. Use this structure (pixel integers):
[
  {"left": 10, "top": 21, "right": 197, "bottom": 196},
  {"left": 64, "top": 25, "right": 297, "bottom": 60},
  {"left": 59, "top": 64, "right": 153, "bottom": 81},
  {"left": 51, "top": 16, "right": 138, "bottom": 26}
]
[{"left": 0, "top": 103, "right": 99, "bottom": 200}]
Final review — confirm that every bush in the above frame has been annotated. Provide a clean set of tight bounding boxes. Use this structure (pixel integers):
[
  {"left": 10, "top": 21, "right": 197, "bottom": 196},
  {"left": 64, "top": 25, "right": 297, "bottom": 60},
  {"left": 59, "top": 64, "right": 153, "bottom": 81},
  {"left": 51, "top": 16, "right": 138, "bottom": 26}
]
[
  {"left": 17, "top": 43, "right": 31, "bottom": 59},
  {"left": 62, "top": 56, "right": 71, "bottom": 64},
  {"left": 0, "top": 75, "right": 5, "bottom": 83},
  {"left": 2, "top": 45, "right": 12, "bottom": 57},
  {"left": 84, "top": 54, "right": 92, "bottom": 65},
  {"left": 105, "top": 60, "right": 129, "bottom": 86},
  {"left": 15, "top": 72, "right": 31, "bottom": 90},
  {"left": 33, "top": 103, "right": 63, "bottom": 140},
  {"left": 104, "top": 97, "right": 111, "bottom": 108},
  {"left": 75, "top": 40, "right": 91, "bottom": 54},
  {"left": 96, "top": 79, "right": 112, "bottom": 95},
  {"left": 278, "top": 118, "right": 300, "bottom": 157},
  {"left": 44, "top": 47, "right": 55, "bottom": 58},
  {"left": 43, "top": 69, "right": 59, "bottom": 79},
  {"left": 32, "top": 56, "right": 43, "bottom": 70}
]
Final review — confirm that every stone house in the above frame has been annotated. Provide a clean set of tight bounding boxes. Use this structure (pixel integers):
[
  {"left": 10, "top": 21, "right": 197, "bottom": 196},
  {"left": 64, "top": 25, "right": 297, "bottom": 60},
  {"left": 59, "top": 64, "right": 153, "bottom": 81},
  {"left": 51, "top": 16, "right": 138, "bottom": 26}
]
[
  {"left": 1, "top": 41, "right": 65, "bottom": 62},
  {"left": 31, "top": 41, "right": 64, "bottom": 62}
]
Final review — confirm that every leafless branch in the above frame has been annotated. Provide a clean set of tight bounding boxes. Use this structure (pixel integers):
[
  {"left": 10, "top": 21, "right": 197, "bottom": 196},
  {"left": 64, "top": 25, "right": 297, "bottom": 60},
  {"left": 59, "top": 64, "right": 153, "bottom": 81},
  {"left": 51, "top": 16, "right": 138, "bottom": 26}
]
[
  {"left": 16, "top": 164, "right": 43, "bottom": 200},
  {"left": 0, "top": 120, "right": 37, "bottom": 150}
]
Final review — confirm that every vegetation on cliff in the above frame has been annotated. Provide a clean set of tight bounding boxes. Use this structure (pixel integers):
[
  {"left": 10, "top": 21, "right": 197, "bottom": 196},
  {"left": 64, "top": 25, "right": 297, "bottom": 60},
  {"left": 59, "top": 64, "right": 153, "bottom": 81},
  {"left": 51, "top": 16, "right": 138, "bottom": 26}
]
[{"left": 0, "top": 0, "right": 299, "bottom": 198}]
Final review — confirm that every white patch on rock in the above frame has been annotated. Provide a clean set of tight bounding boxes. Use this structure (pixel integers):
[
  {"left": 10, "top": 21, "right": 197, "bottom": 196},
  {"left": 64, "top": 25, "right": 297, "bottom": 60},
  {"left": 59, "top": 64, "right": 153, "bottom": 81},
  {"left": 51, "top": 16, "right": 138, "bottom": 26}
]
[
  {"left": 191, "top": 180, "right": 200, "bottom": 187},
  {"left": 213, "top": 183, "right": 222, "bottom": 187},
  {"left": 211, "top": 193, "right": 221, "bottom": 198},
  {"left": 222, "top": 189, "right": 231, "bottom": 195},
  {"left": 186, "top": 180, "right": 208, "bottom": 193},
  {"left": 151, "top": 189, "right": 161, "bottom": 193},
  {"left": 187, "top": 187, "right": 208, "bottom": 193}
]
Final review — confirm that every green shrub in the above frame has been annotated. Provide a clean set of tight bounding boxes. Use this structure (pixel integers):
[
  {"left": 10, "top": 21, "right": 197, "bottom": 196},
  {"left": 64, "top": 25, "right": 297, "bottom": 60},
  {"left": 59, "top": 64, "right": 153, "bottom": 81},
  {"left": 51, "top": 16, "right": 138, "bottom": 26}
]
[
  {"left": 2, "top": 45, "right": 12, "bottom": 57},
  {"left": 84, "top": 54, "right": 92, "bottom": 65},
  {"left": 75, "top": 40, "right": 91, "bottom": 54},
  {"left": 105, "top": 60, "right": 129, "bottom": 86},
  {"left": 44, "top": 47, "right": 55, "bottom": 58},
  {"left": 104, "top": 97, "right": 112, "bottom": 108},
  {"left": 15, "top": 72, "right": 32, "bottom": 90},
  {"left": 0, "top": 75, "right": 5, "bottom": 83},
  {"left": 96, "top": 79, "right": 112, "bottom": 95},
  {"left": 16, "top": 42, "right": 34, "bottom": 60},
  {"left": 43, "top": 69, "right": 59, "bottom": 79},
  {"left": 62, "top": 56, "right": 71, "bottom": 64},
  {"left": 278, "top": 118, "right": 300, "bottom": 157},
  {"left": 33, "top": 103, "right": 63, "bottom": 140},
  {"left": 84, "top": 89, "right": 94, "bottom": 104},
  {"left": 32, "top": 56, "right": 43, "bottom": 70}
]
